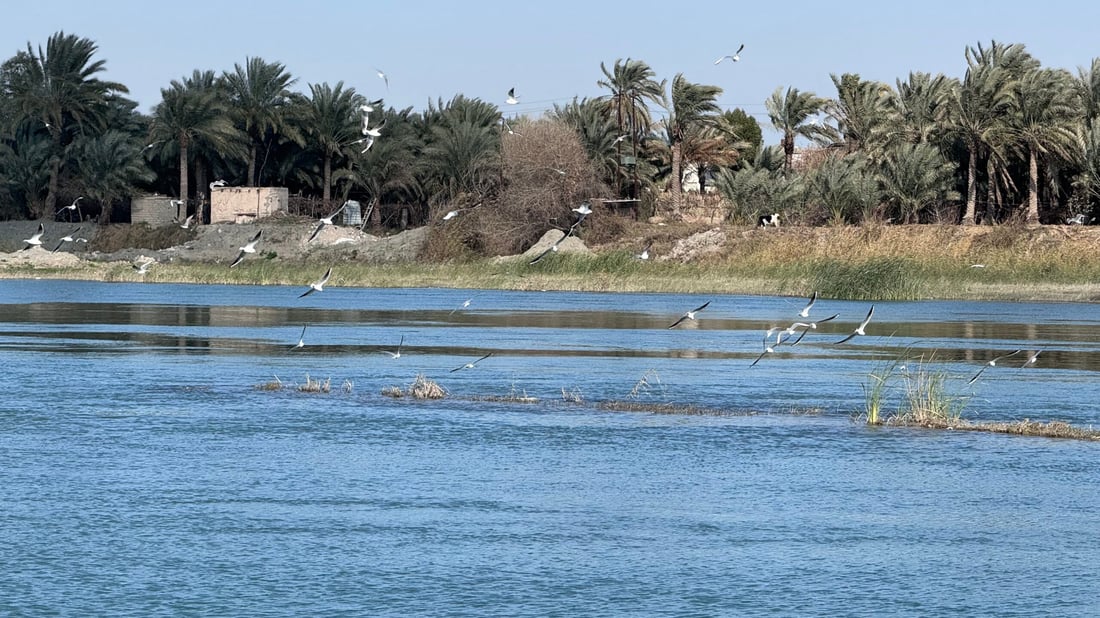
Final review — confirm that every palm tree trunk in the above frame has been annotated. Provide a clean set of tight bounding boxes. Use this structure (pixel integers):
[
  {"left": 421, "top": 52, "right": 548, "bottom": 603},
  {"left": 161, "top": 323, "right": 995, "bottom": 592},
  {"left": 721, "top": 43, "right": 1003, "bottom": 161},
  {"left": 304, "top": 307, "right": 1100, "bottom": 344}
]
[
  {"left": 962, "top": 147, "right": 978, "bottom": 225},
  {"left": 44, "top": 155, "right": 61, "bottom": 220},
  {"left": 322, "top": 153, "right": 332, "bottom": 203},
  {"left": 247, "top": 145, "right": 257, "bottom": 187},
  {"left": 671, "top": 140, "right": 683, "bottom": 212},
  {"left": 1027, "top": 148, "right": 1040, "bottom": 223},
  {"left": 179, "top": 134, "right": 190, "bottom": 213},
  {"left": 783, "top": 133, "right": 795, "bottom": 170},
  {"left": 986, "top": 158, "right": 996, "bottom": 224}
]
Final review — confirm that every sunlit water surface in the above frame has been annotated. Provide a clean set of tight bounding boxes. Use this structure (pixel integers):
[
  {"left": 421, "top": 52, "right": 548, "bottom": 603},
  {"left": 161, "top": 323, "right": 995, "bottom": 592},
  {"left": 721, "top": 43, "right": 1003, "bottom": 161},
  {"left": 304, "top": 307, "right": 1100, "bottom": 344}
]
[{"left": 2, "top": 280, "right": 1098, "bottom": 616}]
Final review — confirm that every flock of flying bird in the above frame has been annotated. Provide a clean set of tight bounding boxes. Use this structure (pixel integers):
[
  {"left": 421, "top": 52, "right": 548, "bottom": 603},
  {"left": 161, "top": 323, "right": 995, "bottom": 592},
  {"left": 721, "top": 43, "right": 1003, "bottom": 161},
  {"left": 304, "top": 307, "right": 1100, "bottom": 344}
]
[{"left": 22, "top": 48, "right": 1045, "bottom": 382}]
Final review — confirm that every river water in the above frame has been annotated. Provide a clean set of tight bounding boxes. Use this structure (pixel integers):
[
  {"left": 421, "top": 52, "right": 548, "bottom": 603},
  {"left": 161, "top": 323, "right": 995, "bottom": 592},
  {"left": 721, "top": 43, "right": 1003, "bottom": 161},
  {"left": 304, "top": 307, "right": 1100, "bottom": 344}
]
[{"left": 2, "top": 280, "right": 1098, "bottom": 616}]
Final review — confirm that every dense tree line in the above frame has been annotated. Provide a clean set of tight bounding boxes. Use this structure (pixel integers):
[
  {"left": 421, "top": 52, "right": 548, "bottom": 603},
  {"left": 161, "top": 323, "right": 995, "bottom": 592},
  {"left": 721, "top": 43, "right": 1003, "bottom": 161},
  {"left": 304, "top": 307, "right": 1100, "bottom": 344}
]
[{"left": 1, "top": 32, "right": 1097, "bottom": 233}]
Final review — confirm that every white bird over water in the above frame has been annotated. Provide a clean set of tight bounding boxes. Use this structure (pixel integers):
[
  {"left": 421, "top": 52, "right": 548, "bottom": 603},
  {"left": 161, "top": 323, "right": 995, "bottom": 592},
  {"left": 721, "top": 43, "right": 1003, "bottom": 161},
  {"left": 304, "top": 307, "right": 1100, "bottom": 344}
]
[
  {"left": 834, "top": 305, "right": 875, "bottom": 345},
  {"left": 798, "top": 291, "right": 818, "bottom": 318},
  {"left": 289, "top": 325, "right": 308, "bottom": 351},
  {"left": 1021, "top": 350, "right": 1042, "bottom": 368},
  {"left": 667, "top": 301, "right": 711, "bottom": 329},
  {"left": 381, "top": 335, "right": 405, "bottom": 359},
  {"left": 967, "top": 349, "right": 1022, "bottom": 385},
  {"left": 450, "top": 298, "right": 472, "bottom": 315},
  {"left": 506, "top": 87, "right": 519, "bottom": 105},
  {"left": 714, "top": 44, "right": 745, "bottom": 64},
  {"left": 230, "top": 229, "right": 263, "bottom": 268},
  {"left": 789, "top": 313, "right": 840, "bottom": 345},
  {"left": 450, "top": 352, "right": 493, "bottom": 373},
  {"left": 299, "top": 266, "right": 333, "bottom": 298},
  {"left": 308, "top": 203, "right": 346, "bottom": 242},
  {"left": 22, "top": 223, "right": 44, "bottom": 249}
]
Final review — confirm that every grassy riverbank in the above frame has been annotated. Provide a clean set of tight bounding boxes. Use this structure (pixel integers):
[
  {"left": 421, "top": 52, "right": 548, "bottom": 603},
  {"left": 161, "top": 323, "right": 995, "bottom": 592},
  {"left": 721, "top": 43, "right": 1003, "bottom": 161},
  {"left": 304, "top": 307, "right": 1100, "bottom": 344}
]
[{"left": 3, "top": 223, "right": 1100, "bottom": 302}]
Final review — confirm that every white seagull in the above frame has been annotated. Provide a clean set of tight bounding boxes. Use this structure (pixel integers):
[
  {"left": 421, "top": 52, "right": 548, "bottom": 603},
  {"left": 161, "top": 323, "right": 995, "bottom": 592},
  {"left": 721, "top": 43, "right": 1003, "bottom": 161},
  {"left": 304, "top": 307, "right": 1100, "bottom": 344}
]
[
  {"left": 132, "top": 258, "right": 155, "bottom": 275},
  {"left": 1020, "top": 350, "right": 1042, "bottom": 368},
  {"left": 52, "top": 228, "right": 87, "bottom": 252},
  {"left": 230, "top": 229, "right": 263, "bottom": 268},
  {"left": 506, "top": 87, "right": 519, "bottom": 105},
  {"left": 289, "top": 325, "right": 308, "bottom": 351},
  {"left": 209, "top": 179, "right": 227, "bottom": 191},
  {"left": 22, "top": 223, "right": 45, "bottom": 249},
  {"left": 359, "top": 98, "right": 384, "bottom": 114},
  {"left": 834, "top": 305, "right": 875, "bottom": 345},
  {"left": 750, "top": 344, "right": 774, "bottom": 367},
  {"left": 308, "top": 203, "right": 347, "bottom": 242},
  {"left": 55, "top": 196, "right": 83, "bottom": 216},
  {"left": 613, "top": 134, "right": 628, "bottom": 144},
  {"left": 179, "top": 214, "right": 195, "bottom": 230},
  {"left": 636, "top": 241, "right": 652, "bottom": 261},
  {"left": 450, "top": 352, "right": 493, "bottom": 373},
  {"left": 362, "top": 119, "right": 385, "bottom": 138},
  {"left": 529, "top": 215, "right": 587, "bottom": 265},
  {"left": 714, "top": 44, "right": 745, "bottom": 64},
  {"left": 450, "top": 298, "right": 472, "bottom": 315},
  {"left": 668, "top": 301, "right": 711, "bottom": 329},
  {"left": 572, "top": 201, "right": 593, "bottom": 217},
  {"left": 789, "top": 313, "right": 840, "bottom": 345},
  {"left": 376, "top": 68, "right": 389, "bottom": 90},
  {"left": 967, "top": 349, "right": 1022, "bottom": 385},
  {"left": 798, "top": 291, "right": 818, "bottom": 318},
  {"left": 381, "top": 335, "right": 405, "bottom": 359},
  {"left": 299, "top": 266, "right": 333, "bottom": 298},
  {"left": 502, "top": 120, "right": 522, "bottom": 136}
]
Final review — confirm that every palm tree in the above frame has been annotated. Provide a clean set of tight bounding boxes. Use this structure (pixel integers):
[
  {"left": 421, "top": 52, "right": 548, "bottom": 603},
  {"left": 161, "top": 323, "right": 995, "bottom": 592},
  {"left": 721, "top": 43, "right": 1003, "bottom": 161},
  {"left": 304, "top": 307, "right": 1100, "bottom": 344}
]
[
  {"left": 301, "top": 81, "right": 365, "bottom": 205},
  {"left": 150, "top": 70, "right": 241, "bottom": 211},
  {"left": 665, "top": 73, "right": 722, "bottom": 210},
  {"left": 74, "top": 130, "right": 155, "bottom": 223},
  {"left": 597, "top": 59, "right": 666, "bottom": 196},
  {"left": 1013, "top": 68, "right": 1083, "bottom": 223},
  {"left": 550, "top": 97, "right": 621, "bottom": 184},
  {"left": 1075, "top": 58, "right": 1100, "bottom": 129},
  {"left": 878, "top": 142, "right": 960, "bottom": 223},
  {"left": 946, "top": 41, "right": 1035, "bottom": 224},
  {"left": 422, "top": 120, "right": 500, "bottom": 202},
  {"left": 765, "top": 86, "right": 832, "bottom": 170},
  {"left": 893, "top": 72, "right": 954, "bottom": 146},
  {"left": 716, "top": 145, "right": 805, "bottom": 223},
  {"left": 827, "top": 73, "right": 897, "bottom": 160},
  {"left": 808, "top": 154, "right": 879, "bottom": 224},
  {"left": 222, "top": 57, "right": 302, "bottom": 186},
  {"left": 6, "top": 32, "right": 128, "bottom": 217},
  {"left": 0, "top": 135, "right": 50, "bottom": 218}
]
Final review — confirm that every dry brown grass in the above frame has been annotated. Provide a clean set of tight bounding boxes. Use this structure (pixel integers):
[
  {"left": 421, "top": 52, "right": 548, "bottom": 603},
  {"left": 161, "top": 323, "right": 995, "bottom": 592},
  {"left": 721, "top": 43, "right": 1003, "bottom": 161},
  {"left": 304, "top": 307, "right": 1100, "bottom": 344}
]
[
  {"left": 427, "top": 119, "right": 613, "bottom": 261},
  {"left": 383, "top": 374, "right": 447, "bottom": 399},
  {"left": 297, "top": 374, "right": 331, "bottom": 393}
]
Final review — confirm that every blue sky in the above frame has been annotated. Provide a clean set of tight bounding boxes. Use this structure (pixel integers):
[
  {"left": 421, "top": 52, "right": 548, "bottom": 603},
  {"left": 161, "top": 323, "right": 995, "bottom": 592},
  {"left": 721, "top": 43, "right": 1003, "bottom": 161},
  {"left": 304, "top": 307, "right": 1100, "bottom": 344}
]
[{"left": 4, "top": 0, "right": 1100, "bottom": 142}]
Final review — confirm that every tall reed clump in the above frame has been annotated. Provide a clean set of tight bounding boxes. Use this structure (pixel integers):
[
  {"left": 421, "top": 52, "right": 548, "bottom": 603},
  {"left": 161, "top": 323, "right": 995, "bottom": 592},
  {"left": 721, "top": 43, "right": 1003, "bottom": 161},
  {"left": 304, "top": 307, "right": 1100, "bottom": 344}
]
[
  {"left": 861, "top": 353, "right": 967, "bottom": 426},
  {"left": 894, "top": 356, "right": 967, "bottom": 426},
  {"left": 863, "top": 359, "right": 899, "bottom": 425},
  {"left": 811, "top": 256, "right": 925, "bottom": 301}
]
